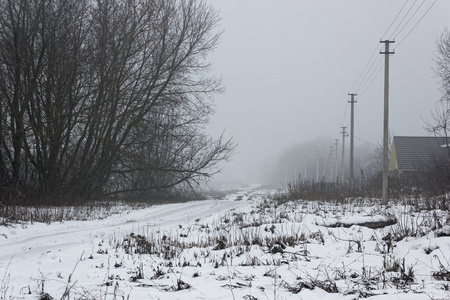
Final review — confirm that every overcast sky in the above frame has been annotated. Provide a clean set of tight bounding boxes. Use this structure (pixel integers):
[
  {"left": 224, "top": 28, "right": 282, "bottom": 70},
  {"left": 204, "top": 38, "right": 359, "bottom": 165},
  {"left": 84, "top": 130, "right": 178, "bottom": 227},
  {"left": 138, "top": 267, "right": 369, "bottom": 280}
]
[{"left": 204, "top": 0, "right": 450, "bottom": 184}]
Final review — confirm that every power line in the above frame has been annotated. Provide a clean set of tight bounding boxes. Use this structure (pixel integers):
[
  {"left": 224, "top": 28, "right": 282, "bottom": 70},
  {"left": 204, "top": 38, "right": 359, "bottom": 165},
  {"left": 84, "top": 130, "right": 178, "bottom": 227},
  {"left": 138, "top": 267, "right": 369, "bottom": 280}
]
[
  {"left": 340, "top": 100, "right": 349, "bottom": 127},
  {"left": 355, "top": 136, "right": 378, "bottom": 148},
  {"left": 393, "top": 0, "right": 427, "bottom": 40},
  {"left": 349, "top": 43, "right": 379, "bottom": 92},
  {"left": 355, "top": 0, "right": 437, "bottom": 97},
  {"left": 358, "top": 59, "right": 384, "bottom": 98},
  {"left": 395, "top": 0, "right": 438, "bottom": 49},
  {"left": 349, "top": 0, "right": 414, "bottom": 95},
  {"left": 345, "top": 1, "right": 409, "bottom": 129},
  {"left": 356, "top": 56, "right": 383, "bottom": 95},
  {"left": 381, "top": 0, "right": 410, "bottom": 39},
  {"left": 342, "top": 0, "right": 436, "bottom": 145},
  {"left": 354, "top": 51, "right": 382, "bottom": 93},
  {"left": 389, "top": 0, "right": 419, "bottom": 39}
]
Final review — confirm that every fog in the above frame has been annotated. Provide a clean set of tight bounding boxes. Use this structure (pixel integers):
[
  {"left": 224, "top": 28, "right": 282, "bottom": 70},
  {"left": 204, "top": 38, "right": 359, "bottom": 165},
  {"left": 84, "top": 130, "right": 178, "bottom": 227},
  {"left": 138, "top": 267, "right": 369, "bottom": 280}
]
[{"left": 204, "top": 0, "right": 450, "bottom": 185}]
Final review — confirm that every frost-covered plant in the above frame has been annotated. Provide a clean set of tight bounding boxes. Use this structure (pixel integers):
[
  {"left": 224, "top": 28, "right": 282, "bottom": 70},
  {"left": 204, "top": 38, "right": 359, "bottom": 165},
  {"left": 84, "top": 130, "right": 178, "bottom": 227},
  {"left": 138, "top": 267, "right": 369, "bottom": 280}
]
[{"left": 0, "top": 261, "right": 11, "bottom": 300}]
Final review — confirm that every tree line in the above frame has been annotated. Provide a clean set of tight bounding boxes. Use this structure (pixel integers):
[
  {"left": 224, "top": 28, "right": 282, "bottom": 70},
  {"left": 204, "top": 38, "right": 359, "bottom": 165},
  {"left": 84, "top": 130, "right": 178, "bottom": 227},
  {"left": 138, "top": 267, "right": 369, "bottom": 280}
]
[{"left": 0, "top": 0, "right": 234, "bottom": 204}]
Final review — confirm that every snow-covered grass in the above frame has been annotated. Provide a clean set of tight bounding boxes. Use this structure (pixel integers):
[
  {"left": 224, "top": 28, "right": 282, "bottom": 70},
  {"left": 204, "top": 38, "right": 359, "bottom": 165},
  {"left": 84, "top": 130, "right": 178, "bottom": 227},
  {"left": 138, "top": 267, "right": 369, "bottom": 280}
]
[
  {"left": 0, "top": 201, "right": 152, "bottom": 225},
  {"left": 0, "top": 187, "right": 449, "bottom": 300}
]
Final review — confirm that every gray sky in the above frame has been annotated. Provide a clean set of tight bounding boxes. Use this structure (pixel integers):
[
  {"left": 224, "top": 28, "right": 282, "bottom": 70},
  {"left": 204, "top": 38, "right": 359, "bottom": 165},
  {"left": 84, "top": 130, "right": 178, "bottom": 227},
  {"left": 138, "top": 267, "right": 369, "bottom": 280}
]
[{"left": 205, "top": 0, "right": 450, "bottom": 184}]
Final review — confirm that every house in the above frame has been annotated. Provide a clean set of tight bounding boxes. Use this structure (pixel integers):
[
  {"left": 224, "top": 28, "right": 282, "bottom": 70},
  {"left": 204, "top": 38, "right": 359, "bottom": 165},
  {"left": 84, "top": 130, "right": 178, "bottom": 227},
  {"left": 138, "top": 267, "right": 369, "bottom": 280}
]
[{"left": 389, "top": 136, "right": 450, "bottom": 173}]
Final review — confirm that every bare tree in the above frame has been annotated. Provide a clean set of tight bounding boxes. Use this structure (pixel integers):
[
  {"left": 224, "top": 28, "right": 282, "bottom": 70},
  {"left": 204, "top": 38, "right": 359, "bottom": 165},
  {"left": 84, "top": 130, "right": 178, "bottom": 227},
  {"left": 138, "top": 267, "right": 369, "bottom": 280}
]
[
  {"left": 0, "top": 0, "right": 233, "bottom": 204},
  {"left": 427, "top": 28, "right": 450, "bottom": 155},
  {"left": 420, "top": 28, "right": 450, "bottom": 195}
]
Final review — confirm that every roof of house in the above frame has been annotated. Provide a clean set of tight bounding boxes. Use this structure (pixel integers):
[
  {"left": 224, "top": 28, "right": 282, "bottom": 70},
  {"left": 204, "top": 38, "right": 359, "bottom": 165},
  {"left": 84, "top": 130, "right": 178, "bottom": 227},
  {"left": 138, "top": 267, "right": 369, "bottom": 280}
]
[{"left": 390, "top": 136, "right": 449, "bottom": 171}]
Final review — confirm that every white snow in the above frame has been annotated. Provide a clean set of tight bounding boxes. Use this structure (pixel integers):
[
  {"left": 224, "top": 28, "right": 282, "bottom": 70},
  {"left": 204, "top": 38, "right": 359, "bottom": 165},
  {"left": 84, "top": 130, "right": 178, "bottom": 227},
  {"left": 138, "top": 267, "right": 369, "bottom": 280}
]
[{"left": 0, "top": 186, "right": 449, "bottom": 300}]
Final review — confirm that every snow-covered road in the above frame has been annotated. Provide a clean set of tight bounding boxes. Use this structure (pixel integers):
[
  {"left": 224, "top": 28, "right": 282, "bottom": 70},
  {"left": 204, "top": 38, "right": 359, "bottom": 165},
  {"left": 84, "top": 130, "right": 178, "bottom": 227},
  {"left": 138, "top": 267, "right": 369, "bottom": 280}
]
[
  {"left": 0, "top": 186, "right": 262, "bottom": 297},
  {"left": 0, "top": 196, "right": 249, "bottom": 262}
]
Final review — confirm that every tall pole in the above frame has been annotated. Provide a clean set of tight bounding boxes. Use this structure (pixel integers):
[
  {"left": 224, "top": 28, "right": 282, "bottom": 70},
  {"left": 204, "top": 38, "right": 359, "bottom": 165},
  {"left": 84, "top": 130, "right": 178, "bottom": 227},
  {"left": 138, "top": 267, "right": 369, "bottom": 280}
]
[
  {"left": 334, "top": 139, "right": 339, "bottom": 183},
  {"left": 285, "top": 165, "right": 288, "bottom": 187},
  {"left": 315, "top": 151, "right": 319, "bottom": 182},
  {"left": 304, "top": 154, "right": 308, "bottom": 181},
  {"left": 294, "top": 160, "right": 297, "bottom": 185},
  {"left": 329, "top": 146, "right": 334, "bottom": 180},
  {"left": 348, "top": 93, "right": 357, "bottom": 181},
  {"left": 340, "top": 127, "right": 348, "bottom": 182},
  {"left": 380, "top": 40, "right": 394, "bottom": 205}
]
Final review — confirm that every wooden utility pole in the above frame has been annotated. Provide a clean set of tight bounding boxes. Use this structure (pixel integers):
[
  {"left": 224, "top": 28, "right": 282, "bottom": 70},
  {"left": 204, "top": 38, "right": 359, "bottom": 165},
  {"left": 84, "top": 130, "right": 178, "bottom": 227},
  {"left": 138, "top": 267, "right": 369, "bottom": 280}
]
[
  {"left": 348, "top": 93, "right": 357, "bottom": 181},
  {"left": 340, "top": 127, "right": 348, "bottom": 182},
  {"left": 380, "top": 40, "right": 394, "bottom": 205}
]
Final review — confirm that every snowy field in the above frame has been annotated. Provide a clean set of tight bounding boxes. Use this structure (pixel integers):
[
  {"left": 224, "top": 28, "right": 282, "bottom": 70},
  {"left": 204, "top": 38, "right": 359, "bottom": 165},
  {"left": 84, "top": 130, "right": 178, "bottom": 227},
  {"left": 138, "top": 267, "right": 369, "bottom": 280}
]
[{"left": 1, "top": 186, "right": 449, "bottom": 300}]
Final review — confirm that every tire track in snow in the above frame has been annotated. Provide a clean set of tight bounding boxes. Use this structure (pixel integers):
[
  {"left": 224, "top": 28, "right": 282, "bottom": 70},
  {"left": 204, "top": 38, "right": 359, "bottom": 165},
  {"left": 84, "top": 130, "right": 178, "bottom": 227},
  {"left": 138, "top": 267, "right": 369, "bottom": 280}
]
[{"left": 0, "top": 192, "right": 257, "bottom": 267}]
